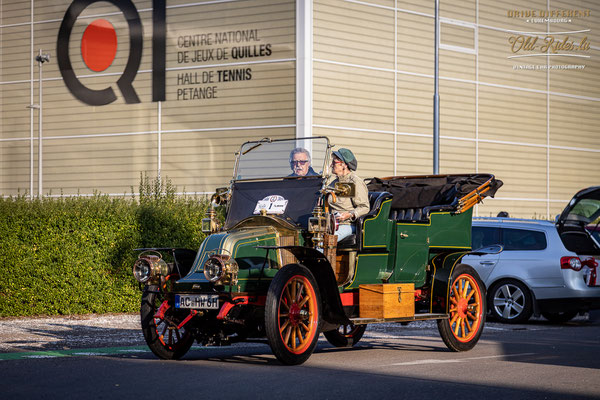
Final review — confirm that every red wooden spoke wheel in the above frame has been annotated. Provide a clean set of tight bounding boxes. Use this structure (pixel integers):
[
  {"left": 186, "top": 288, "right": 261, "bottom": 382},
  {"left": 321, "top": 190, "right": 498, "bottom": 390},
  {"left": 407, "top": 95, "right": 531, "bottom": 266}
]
[
  {"left": 141, "top": 285, "right": 194, "bottom": 360},
  {"left": 266, "top": 264, "right": 321, "bottom": 365},
  {"left": 437, "top": 264, "right": 486, "bottom": 351},
  {"left": 448, "top": 273, "right": 483, "bottom": 342}
]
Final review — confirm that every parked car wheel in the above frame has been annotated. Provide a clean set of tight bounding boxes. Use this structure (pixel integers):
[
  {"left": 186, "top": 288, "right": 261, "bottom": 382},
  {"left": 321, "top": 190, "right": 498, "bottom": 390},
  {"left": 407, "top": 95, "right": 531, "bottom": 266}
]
[
  {"left": 141, "top": 285, "right": 194, "bottom": 360},
  {"left": 488, "top": 279, "right": 533, "bottom": 323},
  {"left": 324, "top": 323, "right": 367, "bottom": 348},
  {"left": 437, "top": 264, "right": 486, "bottom": 351},
  {"left": 541, "top": 310, "right": 579, "bottom": 324},
  {"left": 265, "top": 264, "right": 321, "bottom": 365}
]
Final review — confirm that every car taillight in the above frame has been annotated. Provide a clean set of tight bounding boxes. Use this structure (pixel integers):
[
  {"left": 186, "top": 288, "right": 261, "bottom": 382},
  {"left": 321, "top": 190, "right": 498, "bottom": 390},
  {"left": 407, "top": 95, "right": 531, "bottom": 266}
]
[{"left": 561, "top": 256, "right": 583, "bottom": 271}]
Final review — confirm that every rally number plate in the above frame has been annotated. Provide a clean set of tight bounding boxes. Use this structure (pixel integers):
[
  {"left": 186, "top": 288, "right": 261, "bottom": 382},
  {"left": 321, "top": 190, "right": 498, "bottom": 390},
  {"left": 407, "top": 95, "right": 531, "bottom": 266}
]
[{"left": 175, "top": 294, "right": 219, "bottom": 309}]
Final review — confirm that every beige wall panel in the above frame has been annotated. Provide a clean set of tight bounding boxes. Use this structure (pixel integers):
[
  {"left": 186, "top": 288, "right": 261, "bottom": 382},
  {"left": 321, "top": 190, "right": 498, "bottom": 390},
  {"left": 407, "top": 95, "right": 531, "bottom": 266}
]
[
  {"left": 478, "top": 142, "right": 547, "bottom": 200},
  {"left": 475, "top": 199, "right": 550, "bottom": 220},
  {"left": 0, "top": 140, "right": 32, "bottom": 195},
  {"left": 440, "top": 0, "right": 475, "bottom": 22},
  {"left": 439, "top": 138, "right": 476, "bottom": 173},
  {"left": 161, "top": 128, "right": 294, "bottom": 192},
  {"left": 396, "top": 12, "right": 434, "bottom": 76},
  {"left": 166, "top": 0, "right": 295, "bottom": 70},
  {"left": 440, "top": 50, "right": 476, "bottom": 83},
  {"left": 547, "top": 1, "right": 599, "bottom": 35},
  {"left": 0, "top": 25, "right": 32, "bottom": 82},
  {"left": 479, "top": 85, "right": 547, "bottom": 144},
  {"left": 397, "top": 74, "right": 432, "bottom": 135},
  {"left": 1, "top": 83, "right": 31, "bottom": 139},
  {"left": 439, "top": 80, "right": 476, "bottom": 139},
  {"left": 33, "top": 1, "right": 153, "bottom": 22},
  {"left": 1, "top": 0, "right": 30, "bottom": 25},
  {"left": 396, "top": 1, "right": 433, "bottom": 15},
  {"left": 549, "top": 95, "right": 600, "bottom": 150},
  {"left": 478, "top": 0, "right": 547, "bottom": 31},
  {"left": 549, "top": 148, "right": 599, "bottom": 201},
  {"left": 163, "top": 61, "right": 295, "bottom": 130},
  {"left": 395, "top": 134, "right": 433, "bottom": 175},
  {"left": 313, "top": 61, "right": 394, "bottom": 131},
  {"left": 479, "top": 28, "right": 547, "bottom": 91},
  {"left": 40, "top": 135, "right": 158, "bottom": 195},
  {"left": 549, "top": 48, "right": 600, "bottom": 99},
  {"left": 441, "top": 23, "right": 475, "bottom": 48},
  {"left": 314, "top": 0, "right": 394, "bottom": 69},
  {"left": 312, "top": 126, "right": 395, "bottom": 179},
  {"left": 36, "top": 75, "right": 158, "bottom": 137}
]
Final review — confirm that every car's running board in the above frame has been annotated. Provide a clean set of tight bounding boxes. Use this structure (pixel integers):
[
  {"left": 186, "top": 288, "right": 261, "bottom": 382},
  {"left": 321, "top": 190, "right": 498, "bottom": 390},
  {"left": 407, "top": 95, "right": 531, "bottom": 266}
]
[{"left": 349, "top": 313, "right": 449, "bottom": 325}]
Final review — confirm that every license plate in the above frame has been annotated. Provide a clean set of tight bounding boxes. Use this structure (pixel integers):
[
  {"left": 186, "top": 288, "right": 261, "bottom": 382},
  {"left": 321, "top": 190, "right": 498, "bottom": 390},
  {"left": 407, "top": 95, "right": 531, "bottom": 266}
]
[{"left": 175, "top": 294, "right": 219, "bottom": 309}]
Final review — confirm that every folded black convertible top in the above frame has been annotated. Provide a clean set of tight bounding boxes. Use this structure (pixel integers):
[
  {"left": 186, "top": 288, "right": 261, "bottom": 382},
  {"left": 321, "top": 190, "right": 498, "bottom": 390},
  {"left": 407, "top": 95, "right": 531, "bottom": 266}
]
[{"left": 366, "top": 174, "right": 503, "bottom": 211}]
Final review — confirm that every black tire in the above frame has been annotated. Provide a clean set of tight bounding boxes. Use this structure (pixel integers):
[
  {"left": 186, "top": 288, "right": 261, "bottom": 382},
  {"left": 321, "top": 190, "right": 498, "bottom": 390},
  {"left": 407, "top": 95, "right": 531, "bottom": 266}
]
[
  {"left": 265, "top": 264, "right": 322, "bottom": 365},
  {"left": 488, "top": 279, "right": 533, "bottom": 324},
  {"left": 542, "top": 310, "right": 579, "bottom": 324},
  {"left": 437, "top": 264, "right": 486, "bottom": 352},
  {"left": 324, "top": 323, "right": 367, "bottom": 348},
  {"left": 141, "top": 285, "right": 194, "bottom": 360}
]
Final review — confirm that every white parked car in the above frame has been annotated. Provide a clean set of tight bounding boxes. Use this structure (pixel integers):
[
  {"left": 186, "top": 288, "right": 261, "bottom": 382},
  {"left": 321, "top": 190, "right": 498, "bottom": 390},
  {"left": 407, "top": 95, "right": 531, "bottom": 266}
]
[{"left": 463, "top": 187, "right": 600, "bottom": 323}]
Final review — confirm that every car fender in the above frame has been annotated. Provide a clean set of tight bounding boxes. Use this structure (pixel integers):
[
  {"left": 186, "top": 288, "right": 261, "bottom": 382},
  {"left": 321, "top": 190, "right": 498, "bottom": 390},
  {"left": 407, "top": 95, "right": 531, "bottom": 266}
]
[
  {"left": 430, "top": 250, "right": 480, "bottom": 314},
  {"left": 263, "top": 245, "right": 351, "bottom": 327}
]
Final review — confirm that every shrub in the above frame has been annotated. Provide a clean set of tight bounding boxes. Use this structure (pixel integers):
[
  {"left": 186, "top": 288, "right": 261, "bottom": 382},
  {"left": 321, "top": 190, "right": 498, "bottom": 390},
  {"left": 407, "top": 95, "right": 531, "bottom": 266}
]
[{"left": 0, "top": 177, "right": 209, "bottom": 317}]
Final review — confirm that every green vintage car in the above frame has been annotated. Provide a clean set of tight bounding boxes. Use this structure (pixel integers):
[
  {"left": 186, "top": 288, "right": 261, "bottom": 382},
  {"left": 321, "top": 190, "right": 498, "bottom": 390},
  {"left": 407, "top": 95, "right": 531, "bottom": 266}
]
[{"left": 132, "top": 137, "right": 502, "bottom": 365}]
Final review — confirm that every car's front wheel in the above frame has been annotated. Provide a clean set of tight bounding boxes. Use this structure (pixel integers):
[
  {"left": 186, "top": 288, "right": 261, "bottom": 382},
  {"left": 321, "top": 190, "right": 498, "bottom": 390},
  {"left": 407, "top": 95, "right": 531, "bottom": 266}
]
[
  {"left": 488, "top": 279, "right": 533, "bottom": 324},
  {"left": 324, "top": 323, "right": 366, "bottom": 348},
  {"left": 140, "top": 285, "right": 194, "bottom": 360},
  {"left": 437, "top": 264, "right": 486, "bottom": 351},
  {"left": 265, "top": 264, "right": 321, "bottom": 365}
]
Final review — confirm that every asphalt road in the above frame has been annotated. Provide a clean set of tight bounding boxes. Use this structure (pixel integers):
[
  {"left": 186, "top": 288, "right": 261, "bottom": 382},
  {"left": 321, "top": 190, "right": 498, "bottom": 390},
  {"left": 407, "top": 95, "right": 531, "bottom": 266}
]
[{"left": 1, "top": 315, "right": 599, "bottom": 400}]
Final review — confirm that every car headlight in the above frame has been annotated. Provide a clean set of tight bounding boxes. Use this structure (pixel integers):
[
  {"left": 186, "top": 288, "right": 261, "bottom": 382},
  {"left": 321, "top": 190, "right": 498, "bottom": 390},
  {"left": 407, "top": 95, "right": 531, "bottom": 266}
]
[
  {"left": 203, "top": 255, "right": 239, "bottom": 286},
  {"left": 133, "top": 258, "right": 152, "bottom": 283},
  {"left": 204, "top": 256, "right": 224, "bottom": 282},
  {"left": 133, "top": 255, "right": 170, "bottom": 283}
]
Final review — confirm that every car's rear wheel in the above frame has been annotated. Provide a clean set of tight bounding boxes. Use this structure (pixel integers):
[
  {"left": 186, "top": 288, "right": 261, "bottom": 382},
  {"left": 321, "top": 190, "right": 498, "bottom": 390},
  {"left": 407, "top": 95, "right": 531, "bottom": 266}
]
[
  {"left": 265, "top": 264, "right": 321, "bottom": 365},
  {"left": 141, "top": 285, "right": 194, "bottom": 360},
  {"left": 488, "top": 280, "right": 533, "bottom": 324},
  {"left": 437, "top": 264, "right": 486, "bottom": 351},
  {"left": 324, "top": 323, "right": 366, "bottom": 348},
  {"left": 542, "top": 310, "right": 579, "bottom": 324}
]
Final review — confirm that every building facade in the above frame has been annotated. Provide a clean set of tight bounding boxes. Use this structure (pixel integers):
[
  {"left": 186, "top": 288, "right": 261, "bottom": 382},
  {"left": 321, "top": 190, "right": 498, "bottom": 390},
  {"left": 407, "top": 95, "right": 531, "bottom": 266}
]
[{"left": 1, "top": 0, "right": 598, "bottom": 218}]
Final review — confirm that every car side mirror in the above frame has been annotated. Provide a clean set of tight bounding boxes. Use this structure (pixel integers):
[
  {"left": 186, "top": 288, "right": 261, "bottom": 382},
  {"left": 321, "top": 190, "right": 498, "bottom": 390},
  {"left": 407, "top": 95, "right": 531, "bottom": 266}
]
[{"left": 470, "top": 244, "right": 503, "bottom": 256}]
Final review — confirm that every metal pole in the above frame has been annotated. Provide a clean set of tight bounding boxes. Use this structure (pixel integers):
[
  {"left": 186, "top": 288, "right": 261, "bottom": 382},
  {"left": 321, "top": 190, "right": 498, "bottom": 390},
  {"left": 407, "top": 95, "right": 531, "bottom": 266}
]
[
  {"left": 38, "top": 50, "right": 43, "bottom": 196},
  {"left": 433, "top": 0, "right": 440, "bottom": 175},
  {"left": 35, "top": 50, "right": 50, "bottom": 196}
]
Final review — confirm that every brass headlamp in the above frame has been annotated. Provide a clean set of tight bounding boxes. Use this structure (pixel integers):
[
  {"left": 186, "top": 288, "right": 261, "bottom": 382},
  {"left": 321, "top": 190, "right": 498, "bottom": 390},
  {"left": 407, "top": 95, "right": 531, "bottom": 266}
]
[
  {"left": 133, "top": 253, "right": 170, "bottom": 284},
  {"left": 203, "top": 254, "right": 239, "bottom": 286}
]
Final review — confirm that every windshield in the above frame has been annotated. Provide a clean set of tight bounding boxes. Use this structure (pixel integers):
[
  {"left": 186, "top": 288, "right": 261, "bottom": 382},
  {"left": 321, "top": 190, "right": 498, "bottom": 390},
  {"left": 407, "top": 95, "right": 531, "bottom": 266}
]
[
  {"left": 235, "top": 137, "right": 330, "bottom": 180},
  {"left": 564, "top": 198, "right": 600, "bottom": 224}
]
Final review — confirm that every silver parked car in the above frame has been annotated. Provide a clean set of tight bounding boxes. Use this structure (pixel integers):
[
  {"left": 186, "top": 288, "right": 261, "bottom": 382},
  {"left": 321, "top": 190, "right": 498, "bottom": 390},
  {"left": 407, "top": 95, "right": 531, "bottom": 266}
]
[{"left": 463, "top": 187, "right": 600, "bottom": 323}]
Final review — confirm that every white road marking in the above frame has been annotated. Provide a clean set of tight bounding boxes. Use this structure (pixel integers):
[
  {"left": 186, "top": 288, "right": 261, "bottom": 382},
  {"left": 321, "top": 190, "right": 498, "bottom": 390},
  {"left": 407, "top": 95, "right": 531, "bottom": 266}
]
[{"left": 389, "top": 352, "right": 535, "bottom": 366}]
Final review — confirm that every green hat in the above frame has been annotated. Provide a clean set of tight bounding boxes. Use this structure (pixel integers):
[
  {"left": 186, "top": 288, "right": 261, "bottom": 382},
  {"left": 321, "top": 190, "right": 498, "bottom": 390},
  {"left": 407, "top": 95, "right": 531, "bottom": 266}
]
[{"left": 332, "top": 148, "right": 357, "bottom": 171}]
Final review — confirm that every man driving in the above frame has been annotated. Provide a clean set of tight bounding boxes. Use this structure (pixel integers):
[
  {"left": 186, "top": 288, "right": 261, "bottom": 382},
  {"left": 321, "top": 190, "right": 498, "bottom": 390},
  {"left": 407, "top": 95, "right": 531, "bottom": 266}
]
[{"left": 289, "top": 147, "right": 319, "bottom": 177}]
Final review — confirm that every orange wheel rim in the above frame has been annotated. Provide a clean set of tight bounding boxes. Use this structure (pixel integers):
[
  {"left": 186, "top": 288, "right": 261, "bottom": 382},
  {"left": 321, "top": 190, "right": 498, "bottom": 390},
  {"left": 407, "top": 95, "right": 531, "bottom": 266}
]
[
  {"left": 448, "top": 273, "right": 483, "bottom": 342},
  {"left": 277, "top": 275, "right": 318, "bottom": 354}
]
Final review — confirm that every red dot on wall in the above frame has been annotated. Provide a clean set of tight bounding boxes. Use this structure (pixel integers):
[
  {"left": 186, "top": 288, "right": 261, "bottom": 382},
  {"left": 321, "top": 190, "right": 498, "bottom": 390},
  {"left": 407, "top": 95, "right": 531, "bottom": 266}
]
[{"left": 81, "top": 19, "right": 118, "bottom": 72}]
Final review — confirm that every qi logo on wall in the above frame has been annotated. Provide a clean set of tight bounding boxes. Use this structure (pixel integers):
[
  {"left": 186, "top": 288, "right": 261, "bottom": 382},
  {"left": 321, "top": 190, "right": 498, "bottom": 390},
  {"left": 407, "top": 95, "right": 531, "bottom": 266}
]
[{"left": 57, "top": 0, "right": 165, "bottom": 105}]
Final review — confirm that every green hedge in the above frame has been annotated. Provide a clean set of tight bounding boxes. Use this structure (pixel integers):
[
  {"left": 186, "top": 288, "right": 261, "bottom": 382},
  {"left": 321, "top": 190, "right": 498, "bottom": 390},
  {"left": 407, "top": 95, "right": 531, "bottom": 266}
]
[{"left": 0, "top": 177, "right": 210, "bottom": 317}]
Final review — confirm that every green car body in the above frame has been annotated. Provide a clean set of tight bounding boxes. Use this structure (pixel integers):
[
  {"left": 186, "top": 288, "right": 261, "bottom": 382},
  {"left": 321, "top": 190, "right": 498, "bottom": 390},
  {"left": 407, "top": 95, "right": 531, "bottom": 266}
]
[{"left": 133, "top": 137, "right": 502, "bottom": 365}]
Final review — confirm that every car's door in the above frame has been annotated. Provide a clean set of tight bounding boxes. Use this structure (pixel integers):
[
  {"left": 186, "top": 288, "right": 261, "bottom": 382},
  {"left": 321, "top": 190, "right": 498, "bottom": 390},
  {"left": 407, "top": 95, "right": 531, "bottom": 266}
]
[
  {"left": 498, "top": 227, "right": 563, "bottom": 289},
  {"left": 463, "top": 225, "right": 501, "bottom": 283}
]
